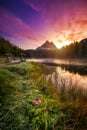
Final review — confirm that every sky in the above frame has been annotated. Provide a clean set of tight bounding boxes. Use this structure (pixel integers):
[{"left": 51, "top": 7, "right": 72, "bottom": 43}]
[{"left": 0, "top": 0, "right": 87, "bottom": 49}]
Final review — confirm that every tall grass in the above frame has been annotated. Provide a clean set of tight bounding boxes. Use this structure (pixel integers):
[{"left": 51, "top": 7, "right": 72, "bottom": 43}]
[{"left": 0, "top": 62, "right": 87, "bottom": 130}]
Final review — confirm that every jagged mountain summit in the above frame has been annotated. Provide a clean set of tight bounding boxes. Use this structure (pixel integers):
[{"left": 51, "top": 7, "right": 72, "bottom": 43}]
[{"left": 36, "top": 40, "right": 57, "bottom": 50}]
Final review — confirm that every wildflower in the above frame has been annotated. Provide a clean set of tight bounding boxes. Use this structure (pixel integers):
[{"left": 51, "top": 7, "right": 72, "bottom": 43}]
[{"left": 33, "top": 98, "right": 41, "bottom": 105}]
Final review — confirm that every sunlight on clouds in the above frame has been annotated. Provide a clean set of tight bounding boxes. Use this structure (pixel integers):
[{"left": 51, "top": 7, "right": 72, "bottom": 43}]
[
  {"left": 1, "top": 0, "right": 87, "bottom": 49},
  {"left": 53, "top": 39, "right": 71, "bottom": 49}
]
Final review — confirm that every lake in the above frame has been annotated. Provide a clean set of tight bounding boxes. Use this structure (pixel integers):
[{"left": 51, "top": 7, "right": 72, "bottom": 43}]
[{"left": 27, "top": 58, "right": 87, "bottom": 90}]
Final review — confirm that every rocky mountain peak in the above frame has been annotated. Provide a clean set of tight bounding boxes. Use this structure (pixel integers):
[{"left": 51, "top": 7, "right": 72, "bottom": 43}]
[{"left": 36, "top": 40, "right": 57, "bottom": 50}]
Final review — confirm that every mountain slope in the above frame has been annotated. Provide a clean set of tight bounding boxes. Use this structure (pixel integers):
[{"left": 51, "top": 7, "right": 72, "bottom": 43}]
[{"left": 36, "top": 41, "right": 57, "bottom": 50}]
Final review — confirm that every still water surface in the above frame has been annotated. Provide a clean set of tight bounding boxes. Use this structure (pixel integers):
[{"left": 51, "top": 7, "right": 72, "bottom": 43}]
[{"left": 27, "top": 58, "right": 87, "bottom": 89}]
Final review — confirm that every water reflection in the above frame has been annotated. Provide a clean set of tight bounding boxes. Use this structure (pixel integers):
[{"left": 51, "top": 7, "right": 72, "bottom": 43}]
[
  {"left": 27, "top": 58, "right": 87, "bottom": 66},
  {"left": 60, "top": 65, "right": 87, "bottom": 76},
  {"left": 48, "top": 67, "right": 87, "bottom": 90},
  {"left": 27, "top": 58, "right": 87, "bottom": 89},
  {"left": 27, "top": 58, "right": 87, "bottom": 76}
]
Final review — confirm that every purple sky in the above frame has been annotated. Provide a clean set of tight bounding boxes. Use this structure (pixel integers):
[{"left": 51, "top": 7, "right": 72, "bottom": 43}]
[{"left": 0, "top": 0, "right": 87, "bottom": 49}]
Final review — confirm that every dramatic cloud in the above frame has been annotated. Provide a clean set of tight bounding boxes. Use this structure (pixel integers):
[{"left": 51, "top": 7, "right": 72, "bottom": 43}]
[
  {"left": 25, "top": 0, "right": 87, "bottom": 47},
  {"left": 0, "top": 0, "right": 87, "bottom": 49}
]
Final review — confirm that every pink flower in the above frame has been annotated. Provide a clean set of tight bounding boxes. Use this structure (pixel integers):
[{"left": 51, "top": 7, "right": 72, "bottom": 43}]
[{"left": 33, "top": 98, "right": 41, "bottom": 105}]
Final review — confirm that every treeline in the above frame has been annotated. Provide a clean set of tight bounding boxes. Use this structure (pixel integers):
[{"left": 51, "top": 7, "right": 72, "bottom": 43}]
[
  {"left": 25, "top": 38, "right": 87, "bottom": 58},
  {"left": 60, "top": 38, "right": 87, "bottom": 58},
  {"left": 1, "top": 36, "right": 87, "bottom": 59},
  {"left": 0, "top": 36, "right": 23, "bottom": 57},
  {"left": 25, "top": 49, "right": 59, "bottom": 58}
]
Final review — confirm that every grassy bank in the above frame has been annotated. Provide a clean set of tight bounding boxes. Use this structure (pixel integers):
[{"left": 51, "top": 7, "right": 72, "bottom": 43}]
[{"left": 0, "top": 62, "right": 87, "bottom": 130}]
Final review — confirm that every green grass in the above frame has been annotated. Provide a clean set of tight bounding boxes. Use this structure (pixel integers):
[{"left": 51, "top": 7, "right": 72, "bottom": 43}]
[
  {"left": 0, "top": 57, "right": 7, "bottom": 64},
  {"left": 0, "top": 62, "right": 87, "bottom": 130}
]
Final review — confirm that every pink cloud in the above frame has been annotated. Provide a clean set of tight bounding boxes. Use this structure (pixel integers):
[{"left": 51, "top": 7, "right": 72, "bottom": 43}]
[
  {"left": 25, "top": 0, "right": 87, "bottom": 43},
  {"left": 1, "top": 0, "right": 87, "bottom": 49}
]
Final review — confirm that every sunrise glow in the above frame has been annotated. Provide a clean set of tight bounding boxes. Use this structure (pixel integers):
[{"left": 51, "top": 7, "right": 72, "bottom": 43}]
[
  {"left": 0, "top": 0, "right": 87, "bottom": 49},
  {"left": 56, "top": 40, "right": 72, "bottom": 48}
]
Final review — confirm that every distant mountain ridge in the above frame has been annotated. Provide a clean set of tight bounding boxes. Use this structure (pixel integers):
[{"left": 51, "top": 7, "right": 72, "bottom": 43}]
[
  {"left": 36, "top": 40, "right": 57, "bottom": 50},
  {"left": 25, "top": 38, "right": 87, "bottom": 58}
]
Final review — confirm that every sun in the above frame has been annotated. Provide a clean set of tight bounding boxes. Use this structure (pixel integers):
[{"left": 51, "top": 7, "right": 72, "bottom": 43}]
[
  {"left": 56, "top": 44, "right": 63, "bottom": 49},
  {"left": 54, "top": 40, "right": 71, "bottom": 49}
]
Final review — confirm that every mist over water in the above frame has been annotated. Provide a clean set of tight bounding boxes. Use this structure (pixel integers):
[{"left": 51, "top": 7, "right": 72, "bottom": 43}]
[
  {"left": 27, "top": 58, "right": 87, "bottom": 66},
  {"left": 27, "top": 58, "right": 87, "bottom": 90}
]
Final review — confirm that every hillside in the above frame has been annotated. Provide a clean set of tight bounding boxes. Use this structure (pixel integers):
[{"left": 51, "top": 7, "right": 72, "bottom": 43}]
[{"left": 0, "top": 36, "right": 23, "bottom": 57}]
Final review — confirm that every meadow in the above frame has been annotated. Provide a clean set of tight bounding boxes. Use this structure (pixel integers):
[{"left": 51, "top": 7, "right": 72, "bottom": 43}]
[{"left": 0, "top": 61, "right": 87, "bottom": 130}]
